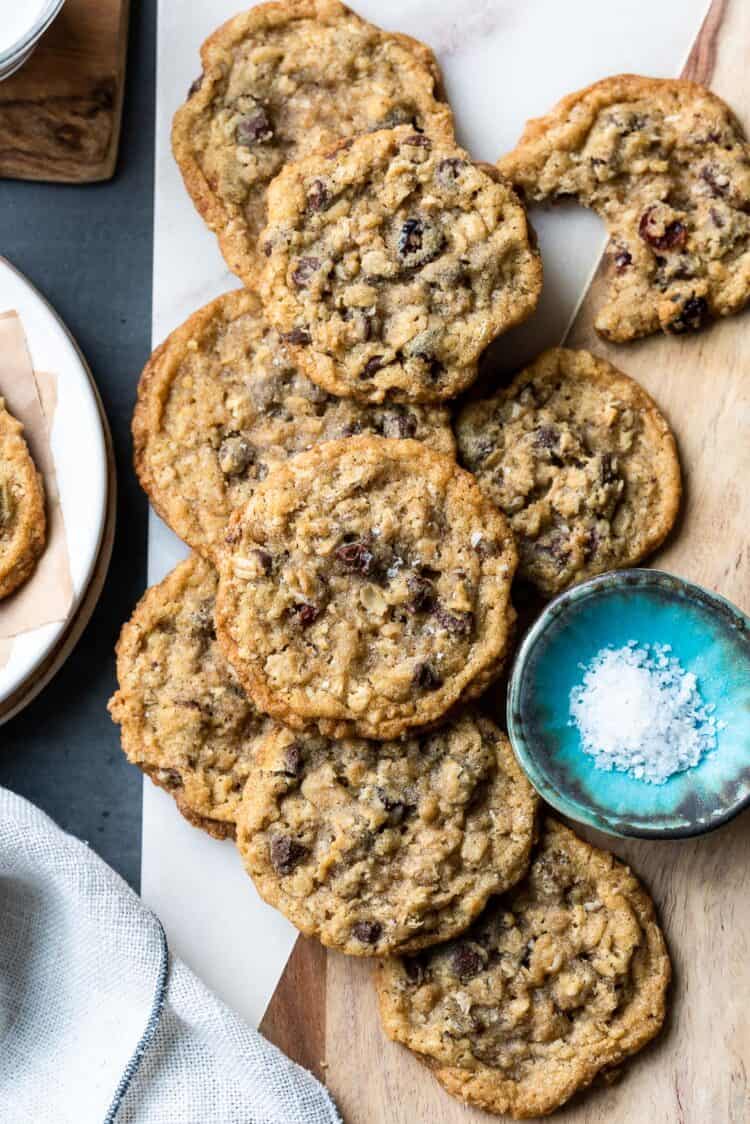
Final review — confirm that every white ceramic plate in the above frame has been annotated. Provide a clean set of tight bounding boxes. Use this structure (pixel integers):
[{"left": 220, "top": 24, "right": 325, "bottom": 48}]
[{"left": 0, "top": 257, "right": 108, "bottom": 710}]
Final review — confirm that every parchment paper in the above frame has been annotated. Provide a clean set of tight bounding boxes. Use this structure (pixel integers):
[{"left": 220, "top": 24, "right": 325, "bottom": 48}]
[{"left": 0, "top": 311, "right": 74, "bottom": 671}]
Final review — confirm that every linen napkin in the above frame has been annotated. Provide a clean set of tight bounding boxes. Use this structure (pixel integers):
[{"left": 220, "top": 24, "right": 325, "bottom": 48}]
[{"left": 0, "top": 786, "right": 342, "bottom": 1124}]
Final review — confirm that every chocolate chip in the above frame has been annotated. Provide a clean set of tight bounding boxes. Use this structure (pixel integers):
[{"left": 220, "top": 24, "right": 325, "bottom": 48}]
[
  {"left": 701, "top": 165, "right": 730, "bottom": 198},
  {"left": 406, "top": 573, "right": 436, "bottom": 613},
  {"left": 450, "top": 944, "right": 484, "bottom": 981},
  {"left": 612, "top": 246, "right": 632, "bottom": 272},
  {"left": 402, "top": 133, "right": 431, "bottom": 149},
  {"left": 292, "top": 601, "right": 321, "bottom": 626},
  {"left": 262, "top": 241, "right": 273, "bottom": 257},
  {"left": 218, "top": 434, "right": 254, "bottom": 476},
  {"left": 600, "top": 453, "right": 618, "bottom": 484},
  {"left": 435, "top": 605, "right": 473, "bottom": 637},
  {"left": 291, "top": 257, "right": 320, "bottom": 288},
  {"left": 667, "top": 295, "right": 709, "bottom": 334},
  {"left": 404, "top": 957, "right": 425, "bottom": 985},
  {"left": 335, "top": 539, "right": 375, "bottom": 575},
  {"left": 638, "top": 207, "right": 687, "bottom": 251},
  {"left": 157, "top": 768, "right": 182, "bottom": 790},
  {"left": 351, "top": 920, "right": 382, "bottom": 945},
  {"left": 280, "top": 327, "right": 311, "bottom": 345},
  {"left": 307, "top": 179, "right": 330, "bottom": 212},
  {"left": 361, "top": 355, "right": 384, "bottom": 379},
  {"left": 381, "top": 410, "right": 417, "bottom": 439},
  {"left": 187, "top": 73, "right": 204, "bottom": 98},
  {"left": 254, "top": 548, "right": 273, "bottom": 575},
  {"left": 397, "top": 218, "right": 444, "bottom": 268},
  {"left": 269, "top": 835, "right": 308, "bottom": 876},
  {"left": 413, "top": 662, "right": 442, "bottom": 691},
  {"left": 236, "top": 109, "right": 273, "bottom": 146},
  {"left": 435, "top": 158, "right": 467, "bottom": 188},
  {"left": 534, "top": 426, "right": 559, "bottom": 451},
  {"left": 282, "top": 743, "right": 303, "bottom": 777}
]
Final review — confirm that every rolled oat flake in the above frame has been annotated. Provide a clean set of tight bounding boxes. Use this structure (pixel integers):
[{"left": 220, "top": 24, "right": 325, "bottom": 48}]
[{"left": 569, "top": 642, "right": 722, "bottom": 784}]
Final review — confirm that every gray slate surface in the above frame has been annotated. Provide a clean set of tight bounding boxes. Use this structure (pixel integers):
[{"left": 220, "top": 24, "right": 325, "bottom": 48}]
[{"left": 0, "top": 0, "right": 156, "bottom": 891}]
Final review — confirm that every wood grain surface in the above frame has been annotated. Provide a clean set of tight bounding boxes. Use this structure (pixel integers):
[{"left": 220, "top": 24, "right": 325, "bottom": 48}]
[
  {"left": 0, "top": 0, "right": 130, "bottom": 183},
  {"left": 261, "top": 2, "right": 750, "bottom": 1119}
]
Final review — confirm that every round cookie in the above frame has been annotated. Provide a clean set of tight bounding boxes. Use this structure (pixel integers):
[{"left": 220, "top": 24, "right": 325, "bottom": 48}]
[
  {"left": 0, "top": 397, "right": 46, "bottom": 600},
  {"left": 455, "top": 348, "right": 681, "bottom": 596},
  {"left": 259, "top": 126, "right": 542, "bottom": 403},
  {"left": 172, "top": 0, "right": 454, "bottom": 284},
  {"left": 377, "top": 817, "right": 671, "bottom": 1120},
  {"left": 236, "top": 714, "right": 538, "bottom": 956},
  {"left": 498, "top": 75, "right": 750, "bottom": 342},
  {"left": 216, "top": 436, "right": 518, "bottom": 740},
  {"left": 133, "top": 289, "right": 454, "bottom": 561},
  {"left": 109, "top": 554, "right": 271, "bottom": 840}
]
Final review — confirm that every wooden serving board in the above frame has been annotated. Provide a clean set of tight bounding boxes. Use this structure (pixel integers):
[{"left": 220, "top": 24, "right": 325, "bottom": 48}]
[
  {"left": 260, "top": 1, "right": 750, "bottom": 1120},
  {"left": 0, "top": 0, "right": 130, "bottom": 183}
]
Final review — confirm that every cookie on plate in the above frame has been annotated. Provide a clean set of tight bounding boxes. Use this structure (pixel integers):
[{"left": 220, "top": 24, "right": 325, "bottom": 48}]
[
  {"left": 377, "top": 817, "right": 671, "bottom": 1119},
  {"left": 498, "top": 75, "right": 750, "bottom": 341},
  {"left": 109, "top": 554, "right": 271, "bottom": 840},
  {"left": 259, "top": 126, "right": 542, "bottom": 403},
  {"left": 0, "top": 398, "right": 46, "bottom": 600},
  {"left": 216, "top": 436, "right": 518, "bottom": 740},
  {"left": 133, "top": 289, "right": 454, "bottom": 561},
  {"left": 456, "top": 348, "right": 681, "bottom": 596},
  {"left": 172, "top": 0, "right": 454, "bottom": 284},
  {"left": 236, "top": 714, "right": 538, "bottom": 956}
]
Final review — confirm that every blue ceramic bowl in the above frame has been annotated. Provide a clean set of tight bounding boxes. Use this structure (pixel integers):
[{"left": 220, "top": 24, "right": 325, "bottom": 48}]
[{"left": 507, "top": 569, "right": 750, "bottom": 838}]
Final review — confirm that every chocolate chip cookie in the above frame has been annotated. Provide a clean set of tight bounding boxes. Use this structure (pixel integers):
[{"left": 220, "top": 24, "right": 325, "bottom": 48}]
[
  {"left": 109, "top": 554, "right": 271, "bottom": 840},
  {"left": 456, "top": 348, "right": 681, "bottom": 596},
  {"left": 216, "top": 437, "right": 518, "bottom": 739},
  {"left": 260, "top": 126, "right": 542, "bottom": 403},
  {"left": 172, "top": 0, "right": 454, "bottom": 284},
  {"left": 377, "top": 817, "right": 671, "bottom": 1119},
  {"left": 236, "top": 714, "right": 537, "bottom": 956},
  {"left": 498, "top": 75, "right": 750, "bottom": 341},
  {"left": 0, "top": 398, "right": 46, "bottom": 600},
  {"left": 133, "top": 289, "right": 454, "bottom": 561}
]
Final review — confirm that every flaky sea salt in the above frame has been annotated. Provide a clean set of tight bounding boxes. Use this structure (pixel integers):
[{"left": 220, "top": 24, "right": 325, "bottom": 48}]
[{"left": 569, "top": 642, "right": 721, "bottom": 784}]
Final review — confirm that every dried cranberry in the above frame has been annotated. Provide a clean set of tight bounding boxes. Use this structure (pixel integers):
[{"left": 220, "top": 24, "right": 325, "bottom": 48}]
[
  {"left": 351, "top": 920, "right": 382, "bottom": 945},
  {"left": 262, "top": 241, "right": 273, "bottom": 257},
  {"left": 450, "top": 944, "right": 484, "bottom": 981},
  {"left": 638, "top": 207, "right": 687, "bottom": 251},
  {"left": 187, "top": 73, "right": 204, "bottom": 98},
  {"left": 280, "top": 327, "right": 311, "bottom": 345},
  {"left": 269, "top": 835, "right": 308, "bottom": 876},
  {"left": 291, "top": 257, "right": 320, "bottom": 288},
  {"left": 361, "top": 355, "right": 384, "bottom": 379},
  {"left": 406, "top": 573, "right": 436, "bottom": 613},
  {"left": 306, "top": 179, "right": 330, "bottom": 212},
  {"left": 667, "top": 295, "right": 708, "bottom": 334},
  {"left": 236, "top": 109, "right": 273, "bottom": 146},
  {"left": 292, "top": 601, "right": 321, "bottom": 626},
  {"left": 335, "top": 539, "right": 375, "bottom": 575},
  {"left": 435, "top": 605, "right": 473, "bottom": 637},
  {"left": 413, "top": 662, "right": 442, "bottom": 691}
]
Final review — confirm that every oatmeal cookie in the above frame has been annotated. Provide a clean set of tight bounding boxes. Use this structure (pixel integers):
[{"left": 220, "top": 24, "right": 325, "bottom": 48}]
[
  {"left": 377, "top": 817, "right": 671, "bottom": 1119},
  {"left": 260, "top": 126, "right": 542, "bottom": 403},
  {"left": 133, "top": 289, "right": 454, "bottom": 560},
  {"left": 216, "top": 437, "right": 518, "bottom": 740},
  {"left": 498, "top": 75, "right": 750, "bottom": 341},
  {"left": 0, "top": 397, "right": 45, "bottom": 600},
  {"left": 109, "top": 554, "right": 271, "bottom": 840},
  {"left": 456, "top": 348, "right": 681, "bottom": 596},
  {"left": 236, "top": 714, "right": 537, "bottom": 955},
  {"left": 172, "top": 0, "right": 454, "bottom": 284}
]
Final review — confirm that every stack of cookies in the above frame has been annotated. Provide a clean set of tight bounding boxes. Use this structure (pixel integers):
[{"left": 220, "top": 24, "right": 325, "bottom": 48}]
[{"left": 110, "top": 1, "right": 750, "bottom": 1116}]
